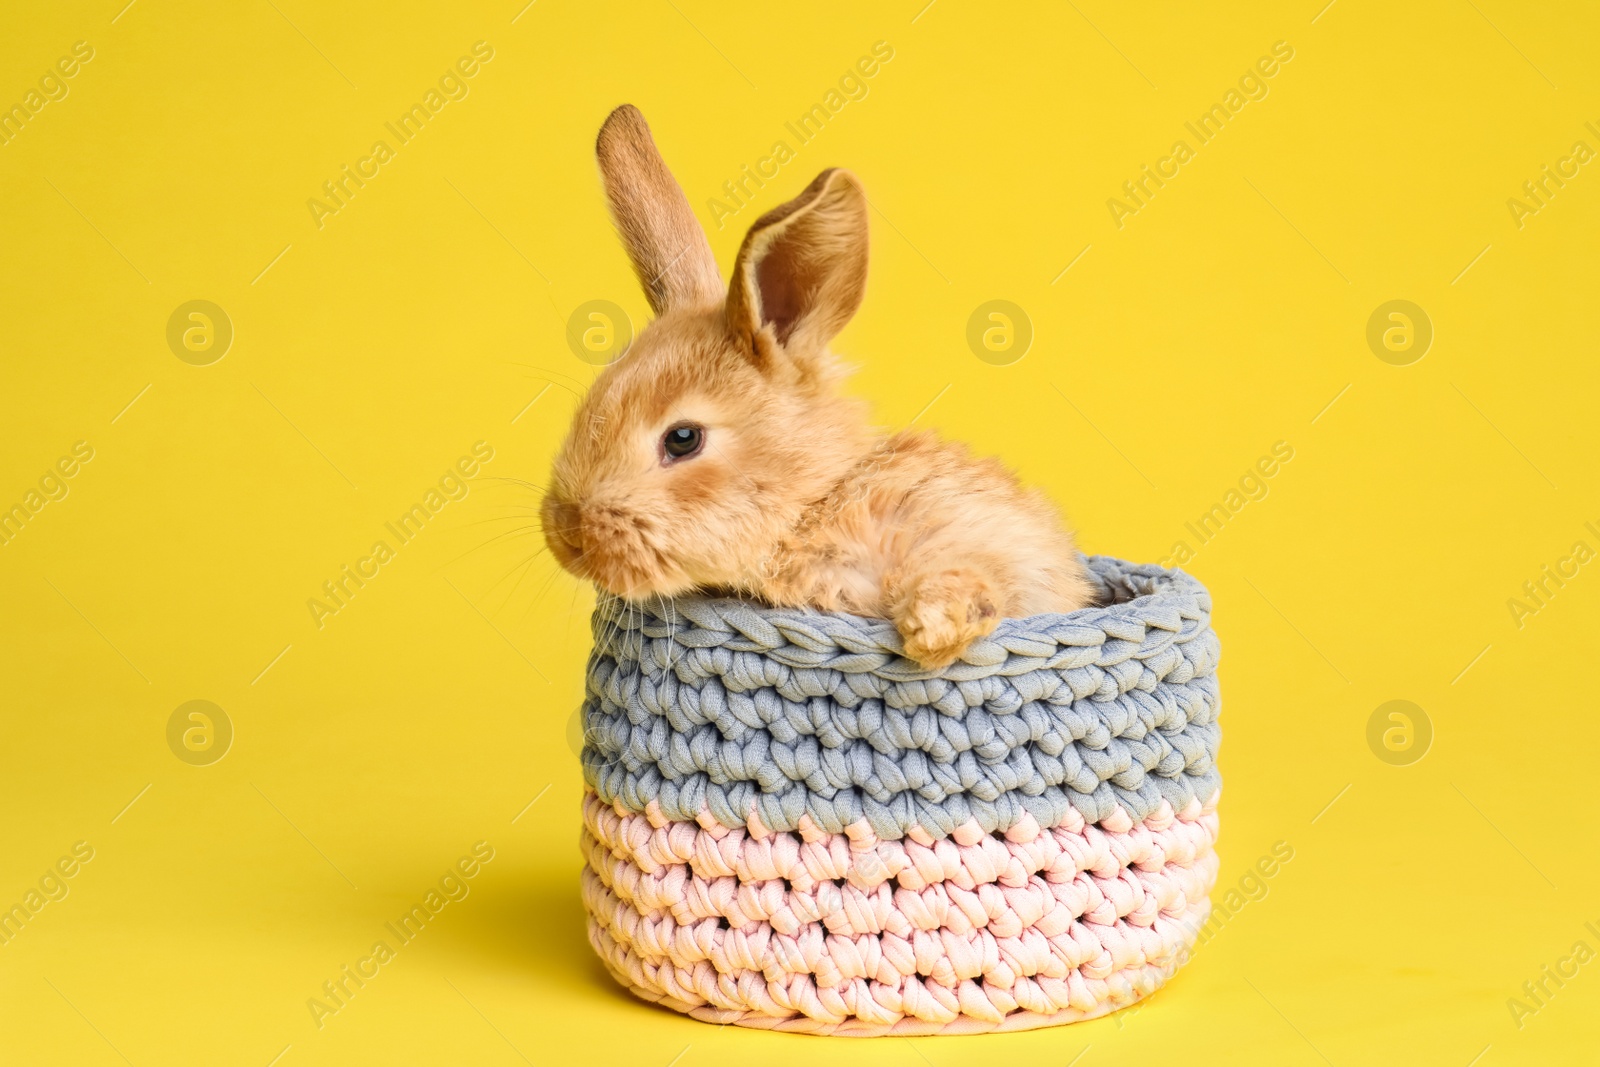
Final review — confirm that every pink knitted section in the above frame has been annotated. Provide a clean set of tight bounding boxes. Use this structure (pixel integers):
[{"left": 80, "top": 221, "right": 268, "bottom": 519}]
[{"left": 579, "top": 789, "right": 1220, "bottom": 1036}]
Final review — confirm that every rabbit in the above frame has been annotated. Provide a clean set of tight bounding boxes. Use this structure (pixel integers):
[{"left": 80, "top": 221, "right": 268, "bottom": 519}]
[{"left": 540, "top": 104, "right": 1096, "bottom": 669}]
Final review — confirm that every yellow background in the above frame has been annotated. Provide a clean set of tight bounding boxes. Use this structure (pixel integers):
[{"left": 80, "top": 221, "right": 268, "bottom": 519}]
[{"left": 2, "top": 0, "right": 1596, "bottom": 1063}]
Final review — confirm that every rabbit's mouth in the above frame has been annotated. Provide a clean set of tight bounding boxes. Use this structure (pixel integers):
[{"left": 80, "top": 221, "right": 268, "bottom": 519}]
[{"left": 545, "top": 501, "right": 688, "bottom": 600}]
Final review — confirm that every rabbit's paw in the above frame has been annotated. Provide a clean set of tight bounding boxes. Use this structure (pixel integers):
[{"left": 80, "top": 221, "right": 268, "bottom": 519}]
[{"left": 894, "top": 569, "right": 1000, "bottom": 670}]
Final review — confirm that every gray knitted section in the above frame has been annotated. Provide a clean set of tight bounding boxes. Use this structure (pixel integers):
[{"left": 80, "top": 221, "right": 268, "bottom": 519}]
[{"left": 579, "top": 555, "right": 1220, "bottom": 840}]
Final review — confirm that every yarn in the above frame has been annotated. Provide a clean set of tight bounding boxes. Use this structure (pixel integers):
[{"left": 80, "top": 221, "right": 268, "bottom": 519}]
[{"left": 576, "top": 555, "right": 1221, "bottom": 1034}]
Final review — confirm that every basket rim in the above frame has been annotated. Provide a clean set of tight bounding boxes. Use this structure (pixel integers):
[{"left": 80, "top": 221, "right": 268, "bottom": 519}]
[{"left": 589, "top": 554, "right": 1212, "bottom": 675}]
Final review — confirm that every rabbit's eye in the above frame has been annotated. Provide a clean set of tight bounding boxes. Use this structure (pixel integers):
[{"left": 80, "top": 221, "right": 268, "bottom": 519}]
[{"left": 662, "top": 423, "right": 704, "bottom": 461}]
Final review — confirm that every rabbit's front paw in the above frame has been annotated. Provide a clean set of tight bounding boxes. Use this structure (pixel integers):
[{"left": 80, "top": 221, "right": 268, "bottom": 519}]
[{"left": 894, "top": 569, "right": 1000, "bottom": 670}]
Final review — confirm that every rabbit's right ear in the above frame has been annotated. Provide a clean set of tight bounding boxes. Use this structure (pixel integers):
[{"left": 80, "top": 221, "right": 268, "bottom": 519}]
[
  {"left": 595, "top": 105, "right": 723, "bottom": 315},
  {"left": 726, "top": 168, "right": 869, "bottom": 362}
]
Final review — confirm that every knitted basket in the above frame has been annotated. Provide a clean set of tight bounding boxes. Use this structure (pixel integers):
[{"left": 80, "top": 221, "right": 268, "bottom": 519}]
[{"left": 577, "top": 555, "right": 1221, "bottom": 1036}]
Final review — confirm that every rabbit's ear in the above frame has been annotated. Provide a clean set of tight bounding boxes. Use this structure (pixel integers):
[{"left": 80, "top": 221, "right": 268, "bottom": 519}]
[
  {"left": 726, "top": 168, "right": 868, "bottom": 359},
  {"left": 596, "top": 105, "right": 723, "bottom": 315}
]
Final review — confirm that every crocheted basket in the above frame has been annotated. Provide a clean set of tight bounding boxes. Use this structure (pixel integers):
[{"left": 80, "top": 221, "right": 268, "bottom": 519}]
[{"left": 577, "top": 555, "right": 1220, "bottom": 1036}]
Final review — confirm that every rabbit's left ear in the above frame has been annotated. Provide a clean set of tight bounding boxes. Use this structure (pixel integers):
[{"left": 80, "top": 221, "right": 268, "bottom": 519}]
[
  {"left": 596, "top": 105, "right": 724, "bottom": 316},
  {"left": 726, "top": 168, "right": 869, "bottom": 360}
]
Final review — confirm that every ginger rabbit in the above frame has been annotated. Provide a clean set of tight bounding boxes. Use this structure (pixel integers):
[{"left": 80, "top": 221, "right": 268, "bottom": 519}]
[{"left": 541, "top": 105, "right": 1094, "bottom": 668}]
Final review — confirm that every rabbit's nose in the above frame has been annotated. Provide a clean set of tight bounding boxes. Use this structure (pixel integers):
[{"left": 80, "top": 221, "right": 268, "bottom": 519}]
[{"left": 546, "top": 501, "right": 584, "bottom": 554}]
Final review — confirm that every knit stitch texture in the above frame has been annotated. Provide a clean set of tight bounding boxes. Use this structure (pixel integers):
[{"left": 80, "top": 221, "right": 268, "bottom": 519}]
[{"left": 577, "top": 555, "right": 1221, "bottom": 1034}]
